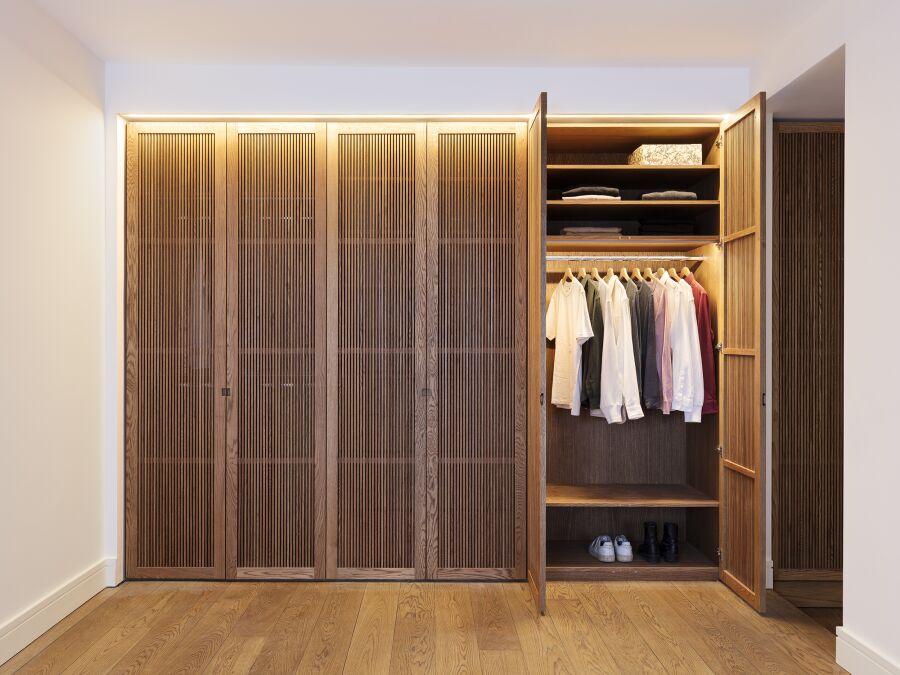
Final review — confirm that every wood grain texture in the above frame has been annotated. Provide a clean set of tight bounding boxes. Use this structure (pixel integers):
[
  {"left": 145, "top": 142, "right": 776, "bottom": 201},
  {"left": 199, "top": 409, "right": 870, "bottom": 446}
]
[
  {"left": 125, "top": 122, "right": 227, "bottom": 579},
  {"left": 225, "top": 122, "right": 327, "bottom": 580},
  {"left": 547, "top": 483, "right": 717, "bottom": 507},
  {"left": 547, "top": 540, "right": 718, "bottom": 581},
  {"left": 4, "top": 581, "right": 844, "bottom": 674},
  {"left": 325, "top": 123, "right": 427, "bottom": 578},
  {"left": 526, "top": 93, "right": 548, "bottom": 613},
  {"left": 719, "top": 93, "right": 766, "bottom": 611},
  {"left": 425, "top": 122, "right": 527, "bottom": 581},
  {"left": 772, "top": 122, "right": 844, "bottom": 577}
]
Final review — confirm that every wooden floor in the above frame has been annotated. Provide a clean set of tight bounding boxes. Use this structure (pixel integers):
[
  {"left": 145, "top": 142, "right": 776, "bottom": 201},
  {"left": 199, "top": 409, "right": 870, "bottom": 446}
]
[{"left": 1, "top": 581, "right": 844, "bottom": 674}]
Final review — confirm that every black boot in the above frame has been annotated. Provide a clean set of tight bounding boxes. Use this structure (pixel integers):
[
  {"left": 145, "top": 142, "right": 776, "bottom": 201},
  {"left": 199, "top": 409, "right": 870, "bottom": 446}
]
[
  {"left": 660, "top": 522, "right": 679, "bottom": 563},
  {"left": 638, "top": 521, "right": 661, "bottom": 563}
]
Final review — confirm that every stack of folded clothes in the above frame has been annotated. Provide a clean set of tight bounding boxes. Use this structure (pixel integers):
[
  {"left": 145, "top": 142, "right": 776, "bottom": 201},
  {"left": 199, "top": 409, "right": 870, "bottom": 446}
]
[
  {"left": 641, "top": 190, "right": 697, "bottom": 200},
  {"left": 562, "top": 186, "right": 621, "bottom": 201},
  {"left": 556, "top": 220, "right": 641, "bottom": 236},
  {"left": 561, "top": 226, "right": 623, "bottom": 236},
  {"left": 638, "top": 219, "right": 697, "bottom": 235}
]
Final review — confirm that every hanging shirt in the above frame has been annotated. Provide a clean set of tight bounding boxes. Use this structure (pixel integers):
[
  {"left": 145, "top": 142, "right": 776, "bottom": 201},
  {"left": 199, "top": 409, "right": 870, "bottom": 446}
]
[
  {"left": 668, "top": 278, "right": 705, "bottom": 423},
  {"left": 634, "top": 278, "right": 661, "bottom": 408},
  {"left": 649, "top": 272, "right": 673, "bottom": 414},
  {"left": 684, "top": 272, "right": 718, "bottom": 414},
  {"left": 624, "top": 277, "right": 643, "bottom": 398},
  {"left": 582, "top": 277, "right": 608, "bottom": 411},
  {"left": 593, "top": 276, "right": 644, "bottom": 424},
  {"left": 546, "top": 279, "right": 594, "bottom": 414}
]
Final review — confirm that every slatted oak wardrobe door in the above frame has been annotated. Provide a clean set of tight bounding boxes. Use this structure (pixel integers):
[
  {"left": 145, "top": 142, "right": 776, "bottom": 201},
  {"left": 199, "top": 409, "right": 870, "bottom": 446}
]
[
  {"left": 125, "top": 122, "right": 226, "bottom": 579},
  {"left": 225, "top": 123, "right": 327, "bottom": 579},
  {"left": 425, "top": 121, "right": 528, "bottom": 580},
  {"left": 526, "top": 94, "right": 548, "bottom": 609},
  {"left": 326, "top": 124, "right": 427, "bottom": 579},
  {"left": 719, "top": 93, "right": 767, "bottom": 610}
]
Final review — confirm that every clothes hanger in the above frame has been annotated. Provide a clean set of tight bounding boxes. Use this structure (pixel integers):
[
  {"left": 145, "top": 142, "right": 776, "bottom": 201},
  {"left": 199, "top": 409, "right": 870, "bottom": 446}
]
[
  {"left": 632, "top": 267, "right": 643, "bottom": 283},
  {"left": 578, "top": 266, "right": 587, "bottom": 279},
  {"left": 591, "top": 267, "right": 601, "bottom": 280},
  {"left": 605, "top": 267, "right": 615, "bottom": 280},
  {"left": 563, "top": 267, "right": 575, "bottom": 282},
  {"left": 668, "top": 267, "right": 680, "bottom": 281},
  {"left": 644, "top": 267, "right": 655, "bottom": 281},
  {"left": 680, "top": 265, "right": 692, "bottom": 279},
  {"left": 656, "top": 266, "right": 667, "bottom": 279},
  {"left": 619, "top": 266, "right": 629, "bottom": 281}
]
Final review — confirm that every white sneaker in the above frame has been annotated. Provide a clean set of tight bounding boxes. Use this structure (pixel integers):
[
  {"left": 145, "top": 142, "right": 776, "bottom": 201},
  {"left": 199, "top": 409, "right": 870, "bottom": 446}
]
[
  {"left": 589, "top": 535, "right": 615, "bottom": 562},
  {"left": 614, "top": 535, "right": 633, "bottom": 562}
]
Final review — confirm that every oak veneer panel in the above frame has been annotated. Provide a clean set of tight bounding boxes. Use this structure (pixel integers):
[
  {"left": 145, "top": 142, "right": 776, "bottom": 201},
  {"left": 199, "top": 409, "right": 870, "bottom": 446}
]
[
  {"left": 125, "top": 123, "right": 226, "bottom": 579},
  {"left": 426, "top": 122, "right": 527, "bottom": 580},
  {"left": 772, "top": 123, "right": 844, "bottom": 576},
  {"left": 718, "top": 94, "right": 766, "bottom": 611},
  {"left": 526, "top": 93, "right": 548, "bottom": 612},
  {"left": 546, "top": 235, "right": 719, "bottom": 252},
  {"left": 546, "top": 123, "right": 720, "bottom": 154},
  {"left": 546, "top": 483, "right": 717, "bottom": 508},
  {"left": 225, "top": 123, "right": 326, "bottom": 579},
  {"left": 326, "top": 124, "right": 427, "bottom": 578}
]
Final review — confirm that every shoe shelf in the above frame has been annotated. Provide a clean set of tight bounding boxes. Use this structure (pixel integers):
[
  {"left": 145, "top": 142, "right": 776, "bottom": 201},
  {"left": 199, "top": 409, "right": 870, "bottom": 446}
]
[
  {"left": 546, "top": 483, "right": 718, "bottom": 508},
  {"left": 546, "top": 540, "right": 719, "bottom": 581}
]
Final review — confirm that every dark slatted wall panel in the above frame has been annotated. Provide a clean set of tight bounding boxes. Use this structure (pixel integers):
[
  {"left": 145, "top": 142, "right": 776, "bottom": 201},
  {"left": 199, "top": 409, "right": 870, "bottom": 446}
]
[
  {"left": 232, "top": 130, "right": 320, "bottom": 575},
  {"left": 334, "top": 130, "right": 423, "bottom": 574},
  {"left": 126, "top": 127, "right": 224, "bottom": 576},
  {"left": 430, "top": 130, "right": 526, "bottom": 577},
  {"left": 773, "top": 124, "right": 844, "bottom": 573}
]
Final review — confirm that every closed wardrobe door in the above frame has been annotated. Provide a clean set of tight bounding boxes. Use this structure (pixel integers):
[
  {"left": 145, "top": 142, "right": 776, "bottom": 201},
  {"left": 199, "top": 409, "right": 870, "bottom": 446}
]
[
  {"left": 125, "top": 123, "right": 226, "bottom": 579},
  {"left": 425, "top": 122, "right": 527, "bottom": 579},
  {"left": 225, "top": 123, "right": 327, "bottom": 579},
  {"left": 326, "top": 124, "right": 428, "bottom": 578}
]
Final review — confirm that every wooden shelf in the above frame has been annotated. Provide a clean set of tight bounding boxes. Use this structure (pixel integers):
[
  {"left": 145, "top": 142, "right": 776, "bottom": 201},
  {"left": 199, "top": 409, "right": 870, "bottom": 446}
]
[
  {"left": 546, "top": 235, "right": 719, "bottom": 252},
  {"left": 546, "top": 123, "right": 721, "bottom": 153},
  {"left": 547, "top": 540, "right": 718, "bottom": 581},
  {"left": 547, "top": 483, "right": 718, "bottom": 508},
  {"left": 547, "top": 200, "right": 718, "bottom": 218}
]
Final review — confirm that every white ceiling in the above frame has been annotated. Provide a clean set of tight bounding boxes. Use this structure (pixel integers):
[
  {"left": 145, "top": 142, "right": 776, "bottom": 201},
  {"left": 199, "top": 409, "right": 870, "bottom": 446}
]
[
  {"left": 769, "top": 46, "right": 844, "bottom": 119},
  {"left": 36, "top": 0, "right": 821, "bottom": 67}
]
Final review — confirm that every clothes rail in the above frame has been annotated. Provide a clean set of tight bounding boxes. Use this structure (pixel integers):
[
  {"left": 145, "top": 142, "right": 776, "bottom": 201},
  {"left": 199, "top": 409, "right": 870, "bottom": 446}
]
[{"left": 546, "top": 255, "right": 706, "bottom": 261}]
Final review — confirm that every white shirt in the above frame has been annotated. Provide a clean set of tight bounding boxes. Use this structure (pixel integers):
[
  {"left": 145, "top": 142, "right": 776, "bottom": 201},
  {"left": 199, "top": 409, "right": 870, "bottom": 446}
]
[
  {"left": 546, "top": 279, "right": 594, "bottom": 413},
  {"left": 667, "top": 277, "right": 705, "bottom": 423},
  {"left": 593, "top": 276, "right": 644, "bottom": 424}
]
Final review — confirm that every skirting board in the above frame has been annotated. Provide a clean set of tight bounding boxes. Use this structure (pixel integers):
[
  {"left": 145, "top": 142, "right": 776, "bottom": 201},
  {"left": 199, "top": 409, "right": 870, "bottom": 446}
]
[
  {"left": 837, "top": 627, "right": 900, "bottom": 675},
  {"left": 0, "top": 558, "right": 116, "bottom": 666}
]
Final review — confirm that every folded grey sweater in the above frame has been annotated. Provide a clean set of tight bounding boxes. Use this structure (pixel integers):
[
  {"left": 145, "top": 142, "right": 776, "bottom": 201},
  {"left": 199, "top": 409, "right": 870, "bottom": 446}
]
[{"left": 641, "top": 190, "right": 697, "bottom": 200}]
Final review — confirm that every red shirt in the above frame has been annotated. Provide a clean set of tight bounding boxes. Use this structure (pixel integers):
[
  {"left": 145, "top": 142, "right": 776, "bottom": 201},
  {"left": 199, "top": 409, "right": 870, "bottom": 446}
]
[{"left": 685, "top": 273, "right": 718, "bottom": 415}]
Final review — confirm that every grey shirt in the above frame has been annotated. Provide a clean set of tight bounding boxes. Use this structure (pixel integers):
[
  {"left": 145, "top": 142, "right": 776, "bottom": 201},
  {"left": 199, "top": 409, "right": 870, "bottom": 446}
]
[
  {"left": 634, "top": 278, "right": 661, "bottom": 408},
  {"left": 580, "top": 276, "right": 606, "bottom": 410},
  {"left": 624, "top": 277, "right": 643, "bottom": 399}
]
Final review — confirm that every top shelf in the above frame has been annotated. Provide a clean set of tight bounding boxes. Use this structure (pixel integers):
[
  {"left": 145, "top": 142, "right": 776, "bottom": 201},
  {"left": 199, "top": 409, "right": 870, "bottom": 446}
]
[{"left": 547, "top": 123, "right": 721, "bottom": 154}]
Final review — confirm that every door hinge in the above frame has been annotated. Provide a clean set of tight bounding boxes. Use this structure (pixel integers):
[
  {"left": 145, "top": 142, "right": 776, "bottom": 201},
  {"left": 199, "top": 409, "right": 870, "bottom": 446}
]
[
  {"left": 715, "top": 135, "right": 723, "bottom": 148},
  {"left": 716, "top": 547, "right": 722, "bottom": 559},
  {"left": 715, "top": 342, "right": 724, "bottom": 352},
  {"left": 715, "top": 446, "right": 723, "bottom": 456},
  {"left": 221, "top": 387, "right": 231, "bottom": 397}
]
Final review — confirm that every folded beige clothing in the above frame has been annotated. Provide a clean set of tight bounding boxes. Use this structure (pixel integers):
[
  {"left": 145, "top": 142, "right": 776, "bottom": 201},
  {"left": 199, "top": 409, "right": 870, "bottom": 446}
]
[{"left": 561, "top": 194, "right": 622, "bottom": 201}]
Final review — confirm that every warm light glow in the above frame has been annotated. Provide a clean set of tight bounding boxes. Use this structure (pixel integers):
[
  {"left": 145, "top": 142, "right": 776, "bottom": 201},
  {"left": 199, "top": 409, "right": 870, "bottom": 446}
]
[{"left": 121, "top": 113, "right": 531, "bottom": 121}]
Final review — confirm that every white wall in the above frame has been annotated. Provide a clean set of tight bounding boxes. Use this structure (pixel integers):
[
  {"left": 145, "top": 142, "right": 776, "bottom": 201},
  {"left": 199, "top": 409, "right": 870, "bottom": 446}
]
[
  {"left": 754, "top": 1, "right": 900, "bottom": 672},
  {"left": 0, "top": 1, "right": 108, "bottom": 665}
]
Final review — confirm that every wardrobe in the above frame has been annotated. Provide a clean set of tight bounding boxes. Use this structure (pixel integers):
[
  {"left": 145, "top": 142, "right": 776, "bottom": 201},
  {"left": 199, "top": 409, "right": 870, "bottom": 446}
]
[
  {"left": 125, "top": 119, "right": 527, "bottom": 581},
  {"left": 124, "top": 92, "right": 766, "bottom": 613}
]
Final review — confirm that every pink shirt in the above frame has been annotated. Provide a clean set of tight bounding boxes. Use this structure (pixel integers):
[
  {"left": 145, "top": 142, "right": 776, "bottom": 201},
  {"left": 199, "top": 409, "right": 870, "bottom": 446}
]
[{"left": 649, "top": 273, "right": 673, "bottom": 413}]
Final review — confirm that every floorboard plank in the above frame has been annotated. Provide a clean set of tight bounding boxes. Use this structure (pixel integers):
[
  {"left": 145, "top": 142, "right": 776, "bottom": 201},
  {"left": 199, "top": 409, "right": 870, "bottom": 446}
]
[
  {"left": 468, "top": 584, "right": 520, "bottom": 652},
  {"left": 546, "top": 582, "right": 618, "bottom": 675},
  {"left": 106, "top": 583, "right": 225, "bottom": 675},
  {"left": 343, "top": 583, "right": 400, "bottom": 675},
  {"left": 606, "top": 582, "right": 714, "bottom": 674},
  {"left": 295, "top": 583, "right": 365, "bottom": 674},
  {"left": 156, "top": 583, "right": 260, "bottom": 675},
  {"left": 434, "top": 584, "right": 481, "bottom": 675},
  {"left": 247, "top": 584, "right": 327, "bottom": 674},
  {"left": 576, "top": 582, "right": 665, "bottom": 673},
  {"left": 0, "top": 588, "right": 119, "bottom": 674},
  {"left": 767, "top": 592, "right": 838, "bottom": 655},
  {"left": 389, "top": 583, "right": 436, "bottom": 674},
  {"left": 502, "top": 584, "right": 578, "bottom": 675},
  {"left": 14, "top": 582, "right": 165, "bottom": 675},
  {"left": 478, "top": 649, "right": 527, "bottom": 674}
]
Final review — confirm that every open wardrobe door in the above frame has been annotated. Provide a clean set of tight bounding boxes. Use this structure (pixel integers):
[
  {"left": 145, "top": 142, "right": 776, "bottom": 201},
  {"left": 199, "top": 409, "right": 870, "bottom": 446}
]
[
  {"left": 526, "top": 92, "right": 547, "bottom": 612},
  {"left": 719, "top": 93, "right": 767, "bottom": 611}
]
